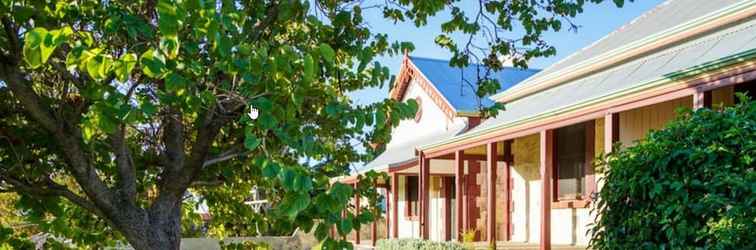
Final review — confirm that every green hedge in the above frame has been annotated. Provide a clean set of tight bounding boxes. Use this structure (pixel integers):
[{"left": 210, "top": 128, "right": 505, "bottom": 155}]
[
  {"left": 375, "top": 238, "right": 466, "bottom": 250},
  {"left": 590, "top": 95, "right": 756, "bottom": 249}
]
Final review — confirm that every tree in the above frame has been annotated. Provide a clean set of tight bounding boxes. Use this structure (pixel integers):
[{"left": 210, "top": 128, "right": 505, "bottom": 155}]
[
  {"left": 0, "top": 0, "right": 621, "bottom": 249},
  {"left": 590, "top": 96, "right": 756, "bottom": 249}
]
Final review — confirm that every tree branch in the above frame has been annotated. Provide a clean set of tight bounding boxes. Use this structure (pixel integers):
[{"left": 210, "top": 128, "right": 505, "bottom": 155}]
[
  {"left": 111, "top": 126, "right": 137, "bottom": 203},
  {"left": 152, "top": 102, "right": 236, "bottom": 211},
  {"left": 1, "top": 16, "right": 20, "bottom": 64},
  {"left": 1, "top": 60, "right": 116, "bottom": 219},
  {"left": 0, "top": 65, "right": 59, "bottom": 132},
  {"left": 0, "top": 174, "right": 104, "bottom": 219},
  {"left": 161, "top": 107, "right": 185, "bottom": 173},
  {"left": 190, "top": 180, "right": 224, "bottom": 188},
  {"left": 152, "top": 106, "right": 188, "bottom": 210},
  {"left": 249, "top": 2, "right": 280, "bottom": 41},
  {"left": 202, "top": 146, "right": 249, "bottom": 168}
]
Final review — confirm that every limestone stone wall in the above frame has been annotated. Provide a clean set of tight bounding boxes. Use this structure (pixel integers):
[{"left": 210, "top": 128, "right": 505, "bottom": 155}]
[
  {"left": 494, "top": 159, "right": 508, "bottom": 241},
  {"left": 396, "top": 176, "right": 421, "bottom": 238},
  {"left": 510, "top": 134, "right": 541, "bottom": 243},
  {"left": 429, "top": 176, "right": 444, "bottom": 241}
]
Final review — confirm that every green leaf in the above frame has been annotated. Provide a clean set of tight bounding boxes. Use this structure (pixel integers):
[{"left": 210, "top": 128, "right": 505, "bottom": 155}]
[
  {"left": 22, "top": 27, "right": 74, "bottom": 69},
  {"left": 285, "top": 193, "right": 311, "bottom": 219},
  {"left": 356, "top": 210, "right": 373, "bottom": 224},
  {"left": 79, "top": 31, "right": 94, "bottom": 47},
  {"left": 81, "top": 123, "right": 96, "bottom": 142},
  {"left": 337, "top": 215, "right": 353, "bottom": 235},
  {"left": 262, "top": 162, "right": 280, "bottom": 178},
  {"left": 140, "top": 101, "right": 157, "bottom": 116},
  {"left": 244, "top": 134, "right": 261, "bottom": 150},
  {"left": 313, "top": 223, "right": 330, "bottom": 241},
  {"left": 12, "top": 6, "right": 35, "bottom": 21},
  {"left": 329, "top": 182, "right": 353, "bottom": 203},
  {"left": 303, "top": 54, "right": 315, "bottom": 83},
  {"left": 375, "top": 109, "right": 386, "bottom": 129},
  {"left": 280, "top": 168, "right": 296, "bottom": 190},
  {"left": 216, "top": 35, "right": 232, "bottom": 58},
  {"left": 22, "top": 28, "right": 48, "bottom": 68},
  {"left": 325, "top": 103, "right": 339, "bottom": 117},
  {"left": 157, "top": 0, "right": 181, "bottom": 37},
  {"left": 294, "top": 174, "right": 313, "bottom": 192},
  {"left": 140, "top": 49, "right": 166, "bottom": 78},
  {"left": 113, "top": 53, "right": 137, "bottom": 82},
  {"left": 85, "top": 54, "right": 113, "bottom": 80},
  {"left": 39, "top": 32, "right": 59, "bottom": 66},
  {"left": 319, "top": 43, "right": 335, "bottom": 64},
  {"left": 48, "top": 27, "right": 73, "bottom": 47},
  {"left": 165, "top": 72, "right": 187, "bottom": 92},
  {"left": 159, "top": 36, "right": 180, "bottom": 59},
  {"left": 76, "top": 48, "right": 101, "bottom": 71}
]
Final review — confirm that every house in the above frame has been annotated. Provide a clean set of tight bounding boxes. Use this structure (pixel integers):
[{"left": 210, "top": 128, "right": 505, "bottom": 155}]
[
  {"left": 340, "top": 0, "right": 756, "bottom": 249},
  {"left": 336, "top": 56, "right": 540, "bottom": 245}
]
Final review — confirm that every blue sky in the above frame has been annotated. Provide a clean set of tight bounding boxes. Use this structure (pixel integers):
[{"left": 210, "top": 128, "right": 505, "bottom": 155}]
[{"left": 348, "top": 0, "right": 664, "bottom": 105}]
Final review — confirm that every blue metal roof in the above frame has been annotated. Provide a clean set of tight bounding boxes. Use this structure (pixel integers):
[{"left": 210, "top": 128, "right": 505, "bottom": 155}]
[{"left": 409, "top": 56, "right": 540, "bottom": 112}]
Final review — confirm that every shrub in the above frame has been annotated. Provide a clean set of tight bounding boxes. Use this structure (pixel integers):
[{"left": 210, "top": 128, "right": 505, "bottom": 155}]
[
  {"left": 376, "top": 238, "right": 466, "bottom": 250},
  {"left": 220, "top": 241, "right": 271, "bottom": 250},
  {"left": 460, "top": 229, "right": 478, "bottom": 249},
  {"left": 590, "top": 95, "right": 756, "bottom": 249}
]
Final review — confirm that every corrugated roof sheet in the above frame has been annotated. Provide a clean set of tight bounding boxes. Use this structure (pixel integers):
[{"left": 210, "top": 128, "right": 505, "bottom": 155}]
[
  {"left": 503, "top": 0, "right": 743, "bottom": 94},
  {"left": 462, "top": 15, "right": 756, "bottom": 136},
  {"left": 356, "top": 122, "right": 467, "bottom": 173},
  {"left": 360, "top": 0, "right": 756, "bottom": 172},
  {"left": 409, "top": 56, "right": 540, "bottom": 112}
]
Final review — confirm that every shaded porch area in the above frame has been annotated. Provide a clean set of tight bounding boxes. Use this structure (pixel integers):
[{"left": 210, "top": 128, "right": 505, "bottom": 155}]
[{"left": 343, "top": 77, "right": 756, "bottom": 249}]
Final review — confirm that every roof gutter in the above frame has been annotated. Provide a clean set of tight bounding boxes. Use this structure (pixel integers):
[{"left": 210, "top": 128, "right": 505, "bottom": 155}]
[
  {"left": 490, "top": 0, "right": 756, "bottom": 103},
  {"left": 419, "top": 47, "right": 756, "bottom": 153}
]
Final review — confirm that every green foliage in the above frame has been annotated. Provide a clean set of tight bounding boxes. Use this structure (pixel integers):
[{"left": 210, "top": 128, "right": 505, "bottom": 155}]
[
  {"left": 376, "top": 238, "right": 466, "bottom": 250},
  {"left": 0, "top": 0, "right": 622, "bottom": 248},
  {"left": 590, "top": 95, "right": 756, "bottom": 250},
  {"left": 22, "top": 27, "right": 72, "bottom": 68},
  {"left": 460, "top": 229, "right": 478, "bottom": 249},
  {"left": 219, "top": 241, "right": 271, "bottom": 250},
  {"left": 0, "top": 194, "right": 35, "bottom": 250}
]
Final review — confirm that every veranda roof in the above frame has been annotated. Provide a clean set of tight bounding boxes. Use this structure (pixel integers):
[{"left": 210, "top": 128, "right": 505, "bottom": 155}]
[{"left": 355, "top": 122, "right": 467, "bottom": 174}]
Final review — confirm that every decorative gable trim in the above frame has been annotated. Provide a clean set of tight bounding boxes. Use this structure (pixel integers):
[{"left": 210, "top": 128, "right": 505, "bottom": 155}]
[
  {"left": 389, "top": 55, "right": 459, "bottom": 120},
  {"left": 389, "top": 57, "right": 414, "bottom": 100}
]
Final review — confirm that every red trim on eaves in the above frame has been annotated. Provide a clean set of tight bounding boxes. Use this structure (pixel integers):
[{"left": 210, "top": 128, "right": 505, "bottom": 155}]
[{"left": 388, "top": 55, "right": 459, "bottom": 120}]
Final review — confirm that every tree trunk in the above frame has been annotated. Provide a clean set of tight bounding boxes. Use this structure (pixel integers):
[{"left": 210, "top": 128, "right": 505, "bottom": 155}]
[{"left": 116, "top": 202, "right": 183, "bottom": 250}]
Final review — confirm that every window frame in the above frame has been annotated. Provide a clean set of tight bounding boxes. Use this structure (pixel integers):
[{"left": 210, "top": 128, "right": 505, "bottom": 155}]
[
  {"left": 552, "top": 121, "right": 596, "bottom": 208},
  {"left": 404, "top": 175, "right": 420, "bottom": 220}
]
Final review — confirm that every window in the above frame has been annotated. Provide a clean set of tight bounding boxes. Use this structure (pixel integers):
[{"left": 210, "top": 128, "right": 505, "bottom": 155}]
[
  {"left": 555, "top": 122, "right": 594, "bottom": 201},
  {"left": 735, "top": 81, "right": 756, "bottom": 104},
  {"left": 405, "top": 176, "right": 419, "bottom": 218}
]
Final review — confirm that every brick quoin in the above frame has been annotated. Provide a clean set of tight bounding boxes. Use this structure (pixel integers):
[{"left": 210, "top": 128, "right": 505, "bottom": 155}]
[{"left": 466, "top": 161, "right": 482, "bottom": 241}]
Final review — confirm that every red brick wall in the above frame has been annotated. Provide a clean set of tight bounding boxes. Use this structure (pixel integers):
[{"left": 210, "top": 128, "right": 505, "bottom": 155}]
[{"left": 466, "top": 160, "right": 483, "bottom": 241}]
